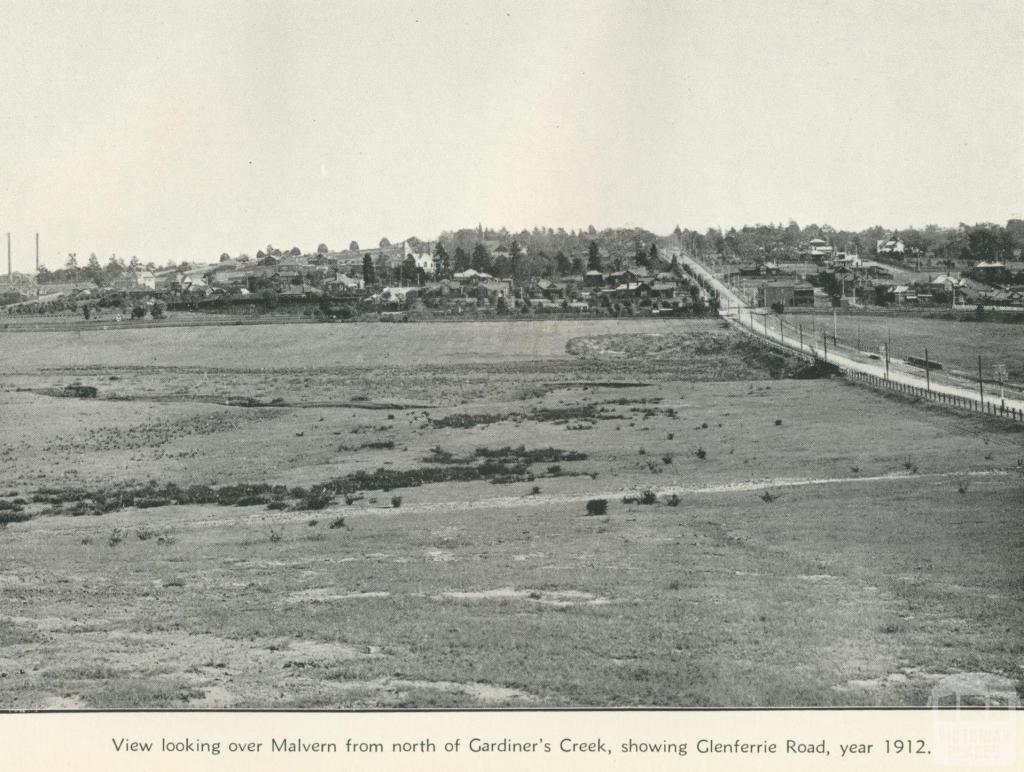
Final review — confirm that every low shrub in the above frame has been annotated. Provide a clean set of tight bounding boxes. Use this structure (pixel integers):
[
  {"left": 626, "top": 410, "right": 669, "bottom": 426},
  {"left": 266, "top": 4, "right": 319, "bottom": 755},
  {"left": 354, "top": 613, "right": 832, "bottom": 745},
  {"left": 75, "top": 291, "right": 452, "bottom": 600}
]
[{"left": 585, "top": 499, "right": 608, "bottom": 516}]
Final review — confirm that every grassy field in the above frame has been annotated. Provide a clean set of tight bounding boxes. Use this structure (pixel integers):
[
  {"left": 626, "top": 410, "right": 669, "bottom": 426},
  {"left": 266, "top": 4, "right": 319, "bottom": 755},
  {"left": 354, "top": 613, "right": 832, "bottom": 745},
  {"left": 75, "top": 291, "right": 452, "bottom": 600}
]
[
  {"left": 0, "top": 319, "right": 1021, "bottom": 708},
  {"left": 780, "top": 311, "right": 1024, "bottom": 383}
]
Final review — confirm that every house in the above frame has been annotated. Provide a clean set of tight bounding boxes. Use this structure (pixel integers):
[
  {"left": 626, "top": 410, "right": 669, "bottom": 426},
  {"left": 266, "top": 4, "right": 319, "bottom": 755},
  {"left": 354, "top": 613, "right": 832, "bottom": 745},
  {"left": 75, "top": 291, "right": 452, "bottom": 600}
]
[
  {"left": 326, "top": 274, "right": 363, "bottom": 291},
  {"left": 452, "top": 269, "right": 493, "bottom": 282},
  {"left": 876, "top": 235, "right": 905, "bottom": 255},
  {"left": 804, "top": 239, "right": 835, "bottom": 261},
  {"left": 402, "top": 241, "right": 435, "bottom": 274},
  {"left": 648, "top": 282, "right": 678, "bottom": 299},
  {"left": 930, "top": 274, "right": 964, "bottom": 290},
  {"left": 108, "top": 268, "right": 156, "bottom": 291},
  {"left": 892, "top": 285, "right": 917, "bottom": 304},
  {"left": 374, "top": 286, "right": 417, "bottom": 304},
  {"left": 757, "top": 281, "right": 816, "bottom": 308}
]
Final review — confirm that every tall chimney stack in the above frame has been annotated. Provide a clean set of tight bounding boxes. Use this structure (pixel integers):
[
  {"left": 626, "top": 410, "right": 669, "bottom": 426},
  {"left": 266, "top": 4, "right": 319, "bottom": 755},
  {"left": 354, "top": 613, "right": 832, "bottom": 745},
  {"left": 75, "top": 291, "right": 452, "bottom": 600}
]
[
  {"left": 35, "top": 232, "right": 39, "bottom": 272},
  {"left": 7, "top": 233, "right": 10, "bottom": 282}
]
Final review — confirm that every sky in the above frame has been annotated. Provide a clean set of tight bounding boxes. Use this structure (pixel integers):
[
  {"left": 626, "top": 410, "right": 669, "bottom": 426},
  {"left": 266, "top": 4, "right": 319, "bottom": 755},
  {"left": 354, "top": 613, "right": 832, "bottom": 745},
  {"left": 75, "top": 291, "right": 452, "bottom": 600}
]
[{"left": 1, "top": 0, "right": 1022, "bottom": 271}]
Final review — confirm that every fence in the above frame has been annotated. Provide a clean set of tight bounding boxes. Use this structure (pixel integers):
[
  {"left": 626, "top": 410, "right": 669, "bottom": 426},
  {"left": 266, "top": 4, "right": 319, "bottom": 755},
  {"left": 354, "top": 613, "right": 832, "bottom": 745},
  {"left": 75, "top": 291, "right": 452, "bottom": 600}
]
[{"left": 836, "top": 369, "right": 1024, "bottom": 423}]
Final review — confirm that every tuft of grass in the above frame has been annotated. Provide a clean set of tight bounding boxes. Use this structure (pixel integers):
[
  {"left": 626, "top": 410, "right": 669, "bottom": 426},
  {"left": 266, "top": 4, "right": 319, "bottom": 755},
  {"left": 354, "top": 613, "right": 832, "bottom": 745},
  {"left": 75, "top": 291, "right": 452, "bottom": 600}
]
[
  {"left": 108, "top": 528, "right": 125, "bottom": 547},
  {"left": 694, "top": 447, "right": 707, "bottom": 460},
  {"left": 329, "top": 516, "right": 346, "bottom": 529},
  {"left": 391, "top": 495, "right": 403, "bottom": 509},
  {"left": 268, "top": 528, "right": 282, "bottom": 543},
  {"left": 760, "top": 491, "right": 778, "bottom": 503},
  {"left": 664, "top": 493, "right": 681, "bottom": 507},
  {"left": 639, "top": 490, "right": 658, "bottom": 505}
]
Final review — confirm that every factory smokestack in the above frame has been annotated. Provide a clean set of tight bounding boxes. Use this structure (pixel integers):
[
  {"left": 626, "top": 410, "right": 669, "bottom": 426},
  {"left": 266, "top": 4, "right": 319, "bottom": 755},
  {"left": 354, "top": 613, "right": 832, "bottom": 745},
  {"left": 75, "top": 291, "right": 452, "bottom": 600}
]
[
  {"left": 35, "top": 232, "right": 39, "bottom": 272},
  {"left": 6, "top": 232, "right": 10, "bottom": 282}
]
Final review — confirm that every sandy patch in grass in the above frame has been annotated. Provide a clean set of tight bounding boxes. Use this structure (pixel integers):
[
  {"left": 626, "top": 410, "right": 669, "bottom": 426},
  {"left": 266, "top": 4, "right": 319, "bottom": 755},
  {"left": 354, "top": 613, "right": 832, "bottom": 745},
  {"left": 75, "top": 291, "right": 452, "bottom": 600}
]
[
  {"left": 332, "top": 677, "right": 537, "bottom": 703},
  {"left": 839, "top": 669, "right": 1018, "bottom": 698},
  {"left": 438, "top": 587, "right": 612, "bottom": 606},
  {"left": 284, "top": 588, "right": 391, "bottom": 604}
]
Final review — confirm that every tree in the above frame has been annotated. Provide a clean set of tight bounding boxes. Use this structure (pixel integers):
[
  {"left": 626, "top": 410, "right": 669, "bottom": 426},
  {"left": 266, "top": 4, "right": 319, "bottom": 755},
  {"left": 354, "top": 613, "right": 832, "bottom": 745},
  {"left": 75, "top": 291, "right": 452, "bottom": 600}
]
[
  {"left": 587, "top": 241, "right": 602, "bottom": 271},
  {"left": 401, "top": 254, "right": 417, "bottom": 285},
  {"left": 470, "top": 243, "right": 492, "bottom": 274},
  {"left": 317, "top": 243, "right": 329, "bottom": 255},
  {"left": 555, "top": 250, "right": 572, "bottom": 275},
  {"left": 349, "top": 241, "right": 360, "bottom": 251},
  {"left": 379, "top": 237, "right": 391, "bottom": 248},
  {"left": 509, "top": 240, "right": 525, "bottom": 281},
  {"left": 648, "top": 243, "right": 659, "bottom": 265},
  {"left": 433, "top": 242, "right": 450, "bottom": 279},
  {"left": 362, "top": 254, "right": 376, "bottom": 286},
  {"left": 65, "top": 253, "right": 78, "bottom": 270},
  {"left": 453, "top": 246, "right": 471, "bottom": 273},
  {"left": 220, "top": 252, "right": 231, "bottom": 262},
  {"left": 635, "top": 243, "right": 647, "bottom": 268}
]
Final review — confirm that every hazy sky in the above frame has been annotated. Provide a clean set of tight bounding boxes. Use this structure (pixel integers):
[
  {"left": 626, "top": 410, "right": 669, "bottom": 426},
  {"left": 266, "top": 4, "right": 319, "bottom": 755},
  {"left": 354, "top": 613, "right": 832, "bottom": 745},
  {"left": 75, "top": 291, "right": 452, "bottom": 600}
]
[{"left": 1, "top": 0, "right": 1022, "bottom": 270}]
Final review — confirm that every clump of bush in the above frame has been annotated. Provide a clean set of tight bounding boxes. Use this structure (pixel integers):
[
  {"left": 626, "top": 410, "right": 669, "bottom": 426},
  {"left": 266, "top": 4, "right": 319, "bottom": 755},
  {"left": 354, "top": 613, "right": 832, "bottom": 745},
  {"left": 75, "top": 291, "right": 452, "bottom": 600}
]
[
  {"left": 0, "top": 511, "right": 31, "bottom": 527},
  {"left": 585, "top": 499, "right": 608, "bottom": 516},
  {"left": 694, "top": 447, "right": 707, "bottom": 460},
  {"left": 390, "top": 495, "right": 403, "bottom": 508},
  {"left": 639, "top": 490, "right": 658, "bottom": 505},
  {"left": 292, "top": 487, "right": 335, "bottom": 511}
]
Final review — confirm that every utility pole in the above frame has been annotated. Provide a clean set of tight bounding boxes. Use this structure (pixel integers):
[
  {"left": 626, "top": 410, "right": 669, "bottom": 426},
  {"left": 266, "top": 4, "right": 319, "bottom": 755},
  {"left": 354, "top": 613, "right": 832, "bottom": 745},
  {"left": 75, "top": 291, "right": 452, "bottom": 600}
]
[
  {"left": 6, "top": 232, "right": 10, "bottom": 282},
  {"left": 35, "top": 233, "right": 39, "bottom": 272},
  {"left": 833, "top": 308, "right": 838, "bottom": 343},
  {"left": 799, "top": 324, "right": 803, "bottom": 352},
  {"left": 978, "top": 355, "right": 985, "bottom": 406},
  {"left": 823, "top": 331, "right": 828, "bottom": 363},
  {"left": 924, "top": 348, "right": 931, "bottom": 393}
]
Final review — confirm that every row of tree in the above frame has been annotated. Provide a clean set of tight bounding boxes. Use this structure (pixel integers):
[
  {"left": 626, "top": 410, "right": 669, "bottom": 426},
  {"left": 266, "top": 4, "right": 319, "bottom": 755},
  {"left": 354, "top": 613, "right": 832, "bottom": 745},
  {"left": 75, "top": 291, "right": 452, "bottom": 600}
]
[{"left": 675, "top": 220, "right": 1024, "bottom": 264}]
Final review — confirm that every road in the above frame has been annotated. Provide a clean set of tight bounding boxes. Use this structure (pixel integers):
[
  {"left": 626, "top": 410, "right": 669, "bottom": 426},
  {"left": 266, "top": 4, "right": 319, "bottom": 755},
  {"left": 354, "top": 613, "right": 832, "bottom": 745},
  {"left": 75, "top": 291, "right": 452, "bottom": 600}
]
[{"left": 681, "top": 255, "right": 1024, "bottom": 417}]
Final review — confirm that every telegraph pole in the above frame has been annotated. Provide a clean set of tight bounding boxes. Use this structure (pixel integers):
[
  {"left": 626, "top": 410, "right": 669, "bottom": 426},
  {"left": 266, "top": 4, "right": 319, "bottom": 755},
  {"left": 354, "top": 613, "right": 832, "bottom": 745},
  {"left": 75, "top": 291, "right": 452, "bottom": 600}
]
[
  {"left": 978, "top": 355, "right": 985, "bottom": 406},
  {"left": 924, "top": 348, "right": 931, "bottom": 393},
  {"left": 35, "top": 233, "right": 39, "bottom": 272},
  {"left": 6, "top": 232, "right": 10, "bottom": 282}
]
